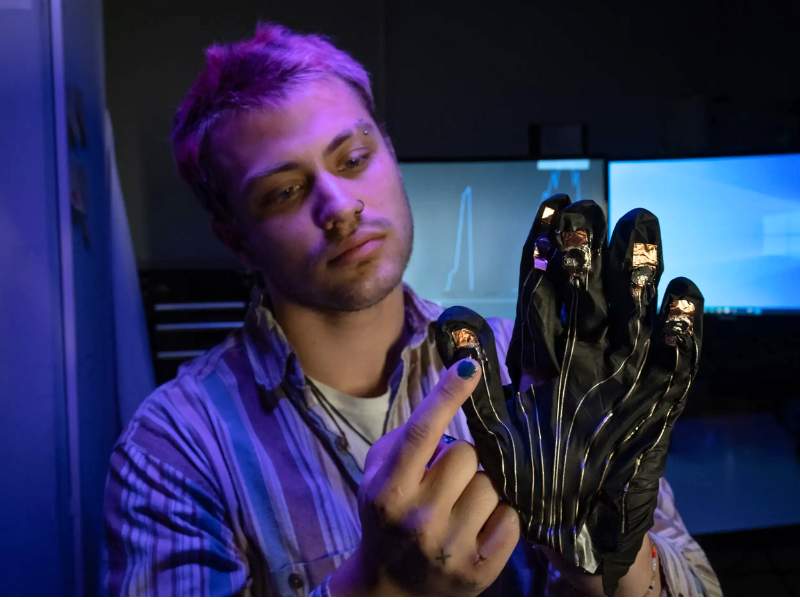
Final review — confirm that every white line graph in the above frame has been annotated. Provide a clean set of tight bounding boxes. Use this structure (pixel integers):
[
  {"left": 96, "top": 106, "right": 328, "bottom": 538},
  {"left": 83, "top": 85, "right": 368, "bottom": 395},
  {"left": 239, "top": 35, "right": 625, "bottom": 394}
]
[
  {"left": 443, "top": 172, "right": 583, "bottom": 294},
  {"left": 445, "top": 185, "right": 476, "bottom": 292},
  {"left": 541, "top": 170, "right": 582, "bottom": 202}
]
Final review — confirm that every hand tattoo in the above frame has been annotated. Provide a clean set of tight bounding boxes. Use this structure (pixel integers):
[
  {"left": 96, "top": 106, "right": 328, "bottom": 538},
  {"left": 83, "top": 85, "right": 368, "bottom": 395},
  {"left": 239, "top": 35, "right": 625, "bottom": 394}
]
[{"left": 435, "top": 548, "right": 451, "bottom": 566}]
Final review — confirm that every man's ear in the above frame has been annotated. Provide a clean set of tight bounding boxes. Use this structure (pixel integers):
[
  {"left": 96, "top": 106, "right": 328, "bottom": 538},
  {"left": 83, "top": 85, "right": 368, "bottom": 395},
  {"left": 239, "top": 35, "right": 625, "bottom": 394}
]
[{"left": 210, "top": 217, "right": 254, "bottom": 269}]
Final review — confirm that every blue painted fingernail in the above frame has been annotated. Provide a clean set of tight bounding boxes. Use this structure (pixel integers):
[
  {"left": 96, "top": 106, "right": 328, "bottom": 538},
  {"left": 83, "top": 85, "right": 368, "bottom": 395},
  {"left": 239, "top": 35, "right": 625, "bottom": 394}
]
[{"left": 457, "top": 359, "right": 477, "bottom": 379}]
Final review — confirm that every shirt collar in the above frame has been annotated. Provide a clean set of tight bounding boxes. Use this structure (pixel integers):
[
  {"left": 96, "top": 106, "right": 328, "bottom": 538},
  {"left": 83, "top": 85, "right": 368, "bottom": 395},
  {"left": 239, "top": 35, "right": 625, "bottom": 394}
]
[{"left": 242, "top": 284, "right": 443, "bottom": 394}]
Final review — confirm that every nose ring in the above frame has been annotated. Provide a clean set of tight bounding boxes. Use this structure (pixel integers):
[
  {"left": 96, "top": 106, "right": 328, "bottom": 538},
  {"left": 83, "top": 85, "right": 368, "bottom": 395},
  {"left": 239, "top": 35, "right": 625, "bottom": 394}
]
[{"left": 355, "top": 199, "right": 365, "bottom": 215}]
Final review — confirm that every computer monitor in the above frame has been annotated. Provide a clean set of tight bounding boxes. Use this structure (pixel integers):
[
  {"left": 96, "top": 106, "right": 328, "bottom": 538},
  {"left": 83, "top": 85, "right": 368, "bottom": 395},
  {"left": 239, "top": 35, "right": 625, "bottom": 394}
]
[
  {"left": 401, "top": 158, "right": 606, "bottom": 319},
  {"left": 608, "top": 153, "right": 800, "bottom": 314}
]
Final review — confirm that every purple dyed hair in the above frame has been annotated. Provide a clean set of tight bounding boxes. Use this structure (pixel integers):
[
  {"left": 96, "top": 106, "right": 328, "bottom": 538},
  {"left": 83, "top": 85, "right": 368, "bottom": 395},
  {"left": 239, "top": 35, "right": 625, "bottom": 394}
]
[{"left": 171, "top": 22, "right": 376, "bottom": 220}]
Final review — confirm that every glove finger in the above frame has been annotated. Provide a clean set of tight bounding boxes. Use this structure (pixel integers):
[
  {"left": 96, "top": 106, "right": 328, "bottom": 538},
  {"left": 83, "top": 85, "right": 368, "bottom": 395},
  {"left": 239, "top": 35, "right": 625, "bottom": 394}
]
[
  {"left": 435, "top": 305, "right": 528, "bottom": 509},
  {"left": 657, "top": 276, "right": 704, "bottom": 366},
  {"left": 553, "top": 199, "right": 608, "bottom": 343},
  {"left": 630, "top": 277, "right": 704, "bottom": 456},
  {"left": 506, "top": 193, "right": 571, "bottom": 388},
  {"left": 605, "top": 208, "right": 664, "bottom": 383}
]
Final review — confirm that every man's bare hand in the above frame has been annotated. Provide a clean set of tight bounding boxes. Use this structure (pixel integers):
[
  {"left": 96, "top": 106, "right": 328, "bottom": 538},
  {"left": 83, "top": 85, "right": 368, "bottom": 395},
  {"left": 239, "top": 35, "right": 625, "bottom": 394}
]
[{"left": 330, "top": 358, "right": 520, "bottom": 596}]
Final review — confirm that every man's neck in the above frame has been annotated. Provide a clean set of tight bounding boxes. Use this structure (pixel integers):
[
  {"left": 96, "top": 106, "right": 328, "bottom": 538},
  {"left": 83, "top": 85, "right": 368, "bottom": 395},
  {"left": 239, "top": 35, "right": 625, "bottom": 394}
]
[{"left": 270, "top": 285, "right": 407, "bottom": 397}]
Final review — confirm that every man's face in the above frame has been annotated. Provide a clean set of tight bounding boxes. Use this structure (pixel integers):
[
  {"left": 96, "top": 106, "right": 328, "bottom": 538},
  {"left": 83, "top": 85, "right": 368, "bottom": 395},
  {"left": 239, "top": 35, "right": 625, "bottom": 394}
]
[{"left": 209, "top": 77, "right": 413, "bottom": 312}]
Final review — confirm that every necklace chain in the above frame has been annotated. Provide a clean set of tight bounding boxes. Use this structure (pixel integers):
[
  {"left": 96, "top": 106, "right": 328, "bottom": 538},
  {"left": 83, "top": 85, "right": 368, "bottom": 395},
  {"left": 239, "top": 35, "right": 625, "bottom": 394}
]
[{"left": 306, "top": 378, "right": 380, "bottom": 448}]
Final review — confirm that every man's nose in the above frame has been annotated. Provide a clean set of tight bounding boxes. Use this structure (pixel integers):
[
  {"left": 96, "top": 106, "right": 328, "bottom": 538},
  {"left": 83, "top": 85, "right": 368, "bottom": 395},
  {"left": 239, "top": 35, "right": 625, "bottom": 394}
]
[{"left": 312, "top": 173, "right": 364, "bottom": 237}]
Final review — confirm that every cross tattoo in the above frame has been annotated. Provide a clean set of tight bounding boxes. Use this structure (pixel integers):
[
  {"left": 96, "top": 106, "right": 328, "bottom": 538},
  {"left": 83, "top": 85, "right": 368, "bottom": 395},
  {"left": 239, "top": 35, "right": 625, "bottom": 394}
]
[{"left": 435, "top": 548, "right": 451, "bottom": 566}]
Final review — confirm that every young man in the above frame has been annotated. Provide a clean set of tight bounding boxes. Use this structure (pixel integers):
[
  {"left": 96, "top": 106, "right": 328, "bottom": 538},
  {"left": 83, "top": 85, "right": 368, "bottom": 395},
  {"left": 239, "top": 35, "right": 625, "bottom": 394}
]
[{"left": 103, "top": 23, "right": 720, "bottom": 595}]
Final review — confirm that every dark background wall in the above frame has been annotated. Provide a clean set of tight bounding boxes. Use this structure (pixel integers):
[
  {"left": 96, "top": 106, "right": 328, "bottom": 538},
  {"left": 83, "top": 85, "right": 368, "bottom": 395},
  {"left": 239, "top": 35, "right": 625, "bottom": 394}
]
[{"left": 104, "top": 0, "right": 800, "bottom": 269}]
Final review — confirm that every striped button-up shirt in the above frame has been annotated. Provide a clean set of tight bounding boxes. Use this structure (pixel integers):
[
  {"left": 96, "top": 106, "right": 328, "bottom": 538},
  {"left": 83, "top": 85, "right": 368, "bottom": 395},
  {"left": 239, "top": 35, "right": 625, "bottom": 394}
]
[{"left": 103, "top": 285, "right": 721, "bottom": 596}]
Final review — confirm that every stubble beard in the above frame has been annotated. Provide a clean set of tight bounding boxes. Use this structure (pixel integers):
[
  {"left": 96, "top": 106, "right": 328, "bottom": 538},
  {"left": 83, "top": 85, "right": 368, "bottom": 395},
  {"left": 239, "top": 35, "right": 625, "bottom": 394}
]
[
  {"left": 266, "top": 202, "right": 414, "bottom": 313},
  {"left": 317, "top": 212, "right": 414, "bottom": 312}
]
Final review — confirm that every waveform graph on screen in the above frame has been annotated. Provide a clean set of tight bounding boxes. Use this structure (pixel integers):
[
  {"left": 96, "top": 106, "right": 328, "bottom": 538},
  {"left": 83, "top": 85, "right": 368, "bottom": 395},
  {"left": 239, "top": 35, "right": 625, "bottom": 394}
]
[
  {"left": 541, "top": 168, "right": 582, "bottom": 203},
  {"left": 401, "top": 160, "right": 605, "bottom": 320},
  {"left": 444, "top": 185, "right": 475, "bottom": 294}
]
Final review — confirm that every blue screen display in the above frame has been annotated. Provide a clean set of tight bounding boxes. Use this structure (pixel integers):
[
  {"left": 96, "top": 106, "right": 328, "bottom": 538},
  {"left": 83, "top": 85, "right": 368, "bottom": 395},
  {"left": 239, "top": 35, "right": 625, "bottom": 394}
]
[
  {"left": 609, "top": 154, "right": 800, "bottom": 314},
  {"left": 401, "top": 159, "right": 606, "bottom": 319}
]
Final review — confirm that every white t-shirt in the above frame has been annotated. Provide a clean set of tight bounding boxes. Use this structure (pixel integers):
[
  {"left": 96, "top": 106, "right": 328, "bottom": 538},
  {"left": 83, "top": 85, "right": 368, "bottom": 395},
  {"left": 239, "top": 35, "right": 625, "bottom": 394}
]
[{"left": 306, "top": 377, "right": 391, "bottom": 470}]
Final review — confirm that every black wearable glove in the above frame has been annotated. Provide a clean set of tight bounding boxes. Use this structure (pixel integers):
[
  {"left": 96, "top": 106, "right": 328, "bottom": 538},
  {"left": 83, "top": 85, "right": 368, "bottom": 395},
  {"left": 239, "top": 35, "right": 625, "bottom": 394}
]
[{"left": 434, "top": 195, "right": 703, "bottom": 595}]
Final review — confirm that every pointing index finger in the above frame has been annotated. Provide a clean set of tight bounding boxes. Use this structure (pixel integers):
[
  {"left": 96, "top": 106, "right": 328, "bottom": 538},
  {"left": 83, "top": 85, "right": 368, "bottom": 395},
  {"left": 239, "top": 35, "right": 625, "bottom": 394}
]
[{"left": 387, "top": 358, "right": 481, "bottom": 486}]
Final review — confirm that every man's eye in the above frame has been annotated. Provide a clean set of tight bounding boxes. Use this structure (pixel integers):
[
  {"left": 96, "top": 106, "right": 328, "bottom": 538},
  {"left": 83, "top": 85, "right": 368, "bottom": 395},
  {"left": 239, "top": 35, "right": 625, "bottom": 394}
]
[
  {"left": 339, "top": 150, "right": 371, "bottom": 173},
  {"left": 267, "top": 183, "right": 304, "bottom": 204}
]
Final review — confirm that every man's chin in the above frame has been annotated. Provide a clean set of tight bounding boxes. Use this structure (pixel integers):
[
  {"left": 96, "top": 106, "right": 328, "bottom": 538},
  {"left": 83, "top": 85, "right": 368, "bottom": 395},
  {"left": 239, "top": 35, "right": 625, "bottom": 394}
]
[{"left": 317, "top": 274, "right": 402, "bottom": 312}]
